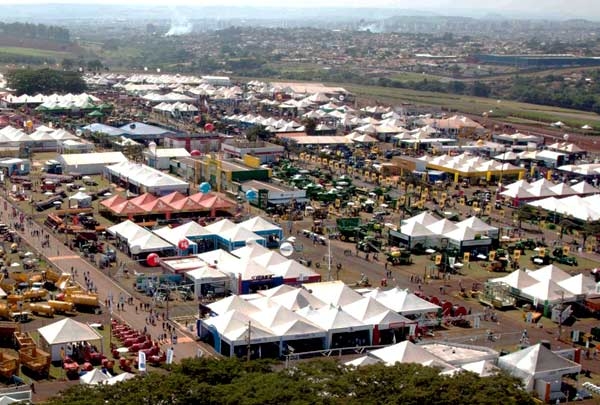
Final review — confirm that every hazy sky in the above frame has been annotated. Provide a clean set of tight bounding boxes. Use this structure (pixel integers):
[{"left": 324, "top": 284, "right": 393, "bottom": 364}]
[{"left": 1, "top": 0, "right": 600, "bottom": 19}]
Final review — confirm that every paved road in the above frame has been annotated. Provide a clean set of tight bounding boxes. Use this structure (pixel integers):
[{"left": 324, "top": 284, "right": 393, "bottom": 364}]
[{"left": 0, "top": 196, "right": 216, "bottom": 364}]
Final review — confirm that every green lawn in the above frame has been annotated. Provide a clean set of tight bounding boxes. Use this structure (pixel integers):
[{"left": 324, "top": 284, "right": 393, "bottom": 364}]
[
  {"left": 236, "top": 74, "right": 600, "bottom": 128},
  {"left": 0, "top": 46, "right": 71, "bottom": 59}
]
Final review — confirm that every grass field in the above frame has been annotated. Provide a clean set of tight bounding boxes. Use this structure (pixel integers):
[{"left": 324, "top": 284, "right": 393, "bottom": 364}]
[
  {"left": 343, "top": 83, "right": 600, "bottom": 129},
  {"left": 237, "top": 74, "right": 600, "bottom": 128},
  {"left": 0, "top": 46, "right": 71, "bottom": 59}
]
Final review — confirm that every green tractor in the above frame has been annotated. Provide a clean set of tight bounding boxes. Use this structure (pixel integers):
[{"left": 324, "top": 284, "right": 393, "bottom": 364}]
[
  {"left": 357, "top": 237, "right": 383, "bottom": 253},
  {"left": 386, "top": 249, "right": 412, "bottom": 266},
  {"left": 551, "top": 248, "right": 578, "bottom": 267}
]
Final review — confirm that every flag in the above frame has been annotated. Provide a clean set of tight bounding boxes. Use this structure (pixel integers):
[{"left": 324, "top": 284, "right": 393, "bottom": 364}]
[
  {"left": 166, "top": 347, "right": 174, "bottom": 365},
  {"left": 138, "top": 351, "right": 146, "bottom": 372}
]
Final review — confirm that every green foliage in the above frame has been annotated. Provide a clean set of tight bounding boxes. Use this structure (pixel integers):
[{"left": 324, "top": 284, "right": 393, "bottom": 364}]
[
  {"left": 0, "top": 52, "right": 55, "bottom": 65},
  {"left": 44, "top": 357, "right": 535, "bottom": 405},
  {"left": 245, "top": 125, "right": 270, "bottom": 142},
  {"left": 6, "top": 68, "right": 87, "bottom": 95},
  {"left": 0, "top": 21, "right": 70, "bottom": 42}
]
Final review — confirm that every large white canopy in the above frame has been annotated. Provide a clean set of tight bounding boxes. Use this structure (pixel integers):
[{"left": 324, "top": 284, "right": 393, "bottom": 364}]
[
  {"left": 498, "top": 344, "right": 581, "bottom": 390},
  {"left": 365, "top": 287, "right": 441, "bottom": 315},
  {"left": 38, "top": 318, "right": 102, "bottom": 346}
]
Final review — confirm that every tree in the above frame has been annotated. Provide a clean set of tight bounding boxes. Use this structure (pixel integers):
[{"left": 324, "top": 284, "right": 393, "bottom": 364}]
[
  {"left": 245, "top": 125, "right": 270, "bottom": 142},
  {"left": 302, "top": 118, "right": 317, "bottom": 135},
  {"left": 86, "top": 59, "right": 104, "bottom": 72},
  {"left": 6, "top": 68, "right": 87, "bottom": 95},
  {"left": 61, "top": 58, "right": 75, "bottom": 71},
  {"left": 44, "top": 357, "right": 535, "bottom": 405}
]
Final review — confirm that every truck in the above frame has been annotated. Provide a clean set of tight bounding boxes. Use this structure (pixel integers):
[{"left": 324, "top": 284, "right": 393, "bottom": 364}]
[
  {"left": 65, "top": 293, "right": 100, "bottom": 310},
  {"left": 336, "top": 218, "right": 361, "bottom": 242}
]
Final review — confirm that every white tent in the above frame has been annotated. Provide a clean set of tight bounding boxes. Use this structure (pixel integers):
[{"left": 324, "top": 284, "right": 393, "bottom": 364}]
[
  {"left": 129, "top": 233, "right": 174, "bottom": 255},
  {"left": 571, "top": 181, "right": 600, "bottom": 195},
  {"left": 207, "top": 294, "right": 260, "bottom": 316},
  {"left": 367, "top": 341, "right": 456, "bottom": 371},
  {"left": 528, "top": 264, "right": 572, "bottom": 283},
  {"left": 460, "top": 360, "right": 500, "bottom": 377},
  {"left": 399, "top": 221, "right": 436, "bottom": 248},
  {"left": 80, "top": 368, "right": 110, "bottom": 385},
  {"left": 302, "top": 281, "right": 363, "bottom": 307},
  {"left": 186, "top": 266, "right": 231, "bottom": 298},
  {"left": 342, "top": 296, "right": 414, "bottom": 329},
  {"left": 365, "top": 287, "right": 441, "bottom": 315},
  {"left": 402, "top": 212, "right": 440, "bottom": 227},
  {"left": 557, "top": 274, "right": 598, "bottom": 296},
  {"left": 38, "top": 318, "right": 103, "bottom": 361},
  {"left": 490, "top": 270, "right": 539, "bottom": 290},
  {"left": 105, "top": 372, "right": 136, "bottom": 385},
  {"left": 68, "top": 191, "right": 92, "bottom": 208},
  {"left": 250, "top": 306, "right": 326, "bottom": 339},
  {"left": 299, "top": 305, "right": 370, "bottom": 342},
  {"left": 521, "top": 279, "right": 576, "bottom": 304},
  {"left": 548, "top": 183, "right": 576, "bottom": 196},
  {"left": 268, "top": 288, "right": 327, "bottom": 311},
  {"left": 427, "top": 218, "right": 458, "bottom": 235},
  {"left": 268, "top": 260, "right": 319, "bottom": 282},
  {"left": 455, "top": 216, "right": 499, "bottom": 239},
  {"left": 498, "top": 344, "right": 581, "bottom": 391}
]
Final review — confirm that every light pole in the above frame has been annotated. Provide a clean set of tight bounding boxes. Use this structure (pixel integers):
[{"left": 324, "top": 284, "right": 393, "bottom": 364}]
[{"left": 555, "top": 290, "right": 565, "bottom": 341}]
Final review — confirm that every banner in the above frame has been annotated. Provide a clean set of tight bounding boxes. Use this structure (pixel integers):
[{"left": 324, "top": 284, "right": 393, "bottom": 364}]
[
  {"left": 435, "top": 254, "right": 442, "bottom": 265},
  {"left": 463, "top": 252, "right": 470, "bottom": 263},
  {"left": 138, "top": 351, "right": 147, "bottom": 372},
  {"left": 166, "top": 348, "right": 174, "bottom": 365},
  {"left": 513, "top": 250, "right": 521, "bottom": 260},
  {"left": 562, "top": 246, "right": 570, "bottom": 256},
  {"left": 488, "top": 251, "right": 496, "bottom": 261}
]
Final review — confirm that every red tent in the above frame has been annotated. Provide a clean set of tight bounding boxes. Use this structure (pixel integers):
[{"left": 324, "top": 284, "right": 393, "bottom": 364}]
[{"left": 100, "top": 194, "right": 127, "bottom": 210}]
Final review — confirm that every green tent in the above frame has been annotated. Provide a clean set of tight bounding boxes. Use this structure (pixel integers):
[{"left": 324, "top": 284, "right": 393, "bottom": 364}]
[{"left": 87, "top": 110, "right": 104, "bottom": 117}]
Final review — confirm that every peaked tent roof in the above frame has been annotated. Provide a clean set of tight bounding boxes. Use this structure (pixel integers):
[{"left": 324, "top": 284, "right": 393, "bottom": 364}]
[
  {"left": 38, "top": 318, "right": 102, "bottom": 345},
  {"left": 498, "top": 343, "right": 581, "bottom": 378},
  {"left": 455, "top": 216, "right": 497, "bottom": 232},
  {"left": 369, "top": 341, "right": 456, "bottom": 371},
  {"left": 548, "top": 182, "right": 577, "bottom": 196},
  {"left": 557, "top": 274, "right": 598, "bottom": 296},
  {"left": 303, "top": 280, "right": 363, "bottom": 307},
  {"left": 571, "top": 181, "right": 599, "bottom": 195},
  {"left": 80, "top": 368, "right": 111, "bottom": 385},
  {"left": 460, "top": 360, "right": 500, "bottom": 377},
  {"left": 268, "top": 260, "right": 319, "bottom": 280},
  {"left": 207, "top": 295, "right": 260, "bottom": 316},
  {"left": 400, "top": 221, "right": 436, "bottom": 238},
  {"left": 444, "top": 226, "right": 479, "bottom": 242},
  {"left": 204, "top": 218, "right": 237, "bottom": 234},
  {"left": 301, "top": 304, "right": 368, "bottom": 332},
  {"left": 403, "top": 212, "right": 440, "bottom": 226},
  {"left": 366, "top": 287, "right": 441, "bottom": 315},
  {"left": 521, "top": 279, "right": 575, "bottom": 303},
  {"left": 528, "top": 264, "right": 572, "bottom": 283},
  {"left": 239, "top": 216, "right": 282, "bottom": 232},
  {"left": 204, "top": 310, "right": 277, "bottom": 344},
  {"left": 269, "top": 289, "right": 327, "bottom": 311},
  {"left": 427, "top": 218, "right": 458, "bottom": 235},
  {"left": 490, "top": 270, "right": 539, "bottom": 290}
]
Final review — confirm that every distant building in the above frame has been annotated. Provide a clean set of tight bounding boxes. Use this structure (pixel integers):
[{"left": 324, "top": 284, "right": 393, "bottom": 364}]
[
  {"left": 474, "top": 54, "right": 600, "bottom": 68},
  {"left": 201, "top": 76, "right": 231, "bottom": 86},
  {"left": 221, "top": 139, "right": 284, "bottom": 164}
]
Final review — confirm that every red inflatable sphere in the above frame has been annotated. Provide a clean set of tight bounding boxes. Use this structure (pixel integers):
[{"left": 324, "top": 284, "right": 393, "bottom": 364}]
[
  {"left": 146, "top": 253, "right": 160, "bottom": 267},
  {"left": 190, "top": 150, "right": 201, "bottom": 157},
  {"left": 204, "top": 123, "right": 214, "bottom": 132},
  {"left": 178, "top": 239, "right": 190, "bottom": 250}
]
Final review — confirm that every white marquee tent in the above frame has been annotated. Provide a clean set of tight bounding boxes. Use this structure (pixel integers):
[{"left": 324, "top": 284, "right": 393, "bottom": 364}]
[{"left": 38, "top": 318, "right": 103, "bottom": 361}]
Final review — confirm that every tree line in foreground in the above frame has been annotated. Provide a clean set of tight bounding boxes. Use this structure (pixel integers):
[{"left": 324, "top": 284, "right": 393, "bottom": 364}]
[{"left": 45, "top": 357, "right": 535, "bottom": 405}]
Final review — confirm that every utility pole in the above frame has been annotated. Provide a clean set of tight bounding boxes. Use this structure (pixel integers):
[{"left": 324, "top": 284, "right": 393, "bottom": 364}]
[{"left": 247, "top": 321, "right": 252, "bottom": 362}]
